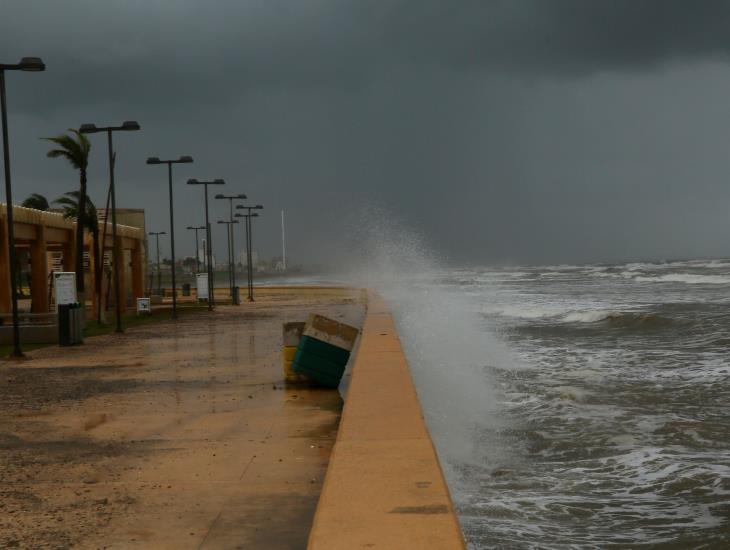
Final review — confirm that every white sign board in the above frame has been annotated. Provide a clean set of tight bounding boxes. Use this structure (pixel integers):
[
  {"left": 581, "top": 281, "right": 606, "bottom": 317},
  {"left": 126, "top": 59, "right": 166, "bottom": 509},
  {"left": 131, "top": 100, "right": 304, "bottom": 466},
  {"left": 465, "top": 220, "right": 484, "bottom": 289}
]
[
  {"left": 54, "top": 272, "right": 77, "bottom": 309},
  {"left": 136, "top": 297, "right": 151, "bottom": 314},
  {"left": 196, "top": 273, "right": 209, "bottom": 300}
]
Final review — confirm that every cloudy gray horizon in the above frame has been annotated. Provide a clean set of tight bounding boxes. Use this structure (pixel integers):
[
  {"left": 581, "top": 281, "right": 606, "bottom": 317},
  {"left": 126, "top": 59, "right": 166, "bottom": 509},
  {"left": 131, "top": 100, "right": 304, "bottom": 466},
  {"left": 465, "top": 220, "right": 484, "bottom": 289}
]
[{"left": 4, "top": 1, "right": 730, "bottom": 267}]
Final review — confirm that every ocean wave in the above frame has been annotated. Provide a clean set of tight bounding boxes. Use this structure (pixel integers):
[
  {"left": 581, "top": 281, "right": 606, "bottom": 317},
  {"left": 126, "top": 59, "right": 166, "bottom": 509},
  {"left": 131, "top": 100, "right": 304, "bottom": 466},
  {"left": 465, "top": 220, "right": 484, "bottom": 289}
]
[
  {"left": 486, "top": 305, "right": 560, "bottom": 320},
  {"left": 491, "top": 308, "right": 677, "bottom": 329},
  {"left": 632, "top": 273, "right": 730, "bottom": 284},
  {"left": 564, "top": 310, "right": 675, "bottom": 327}
]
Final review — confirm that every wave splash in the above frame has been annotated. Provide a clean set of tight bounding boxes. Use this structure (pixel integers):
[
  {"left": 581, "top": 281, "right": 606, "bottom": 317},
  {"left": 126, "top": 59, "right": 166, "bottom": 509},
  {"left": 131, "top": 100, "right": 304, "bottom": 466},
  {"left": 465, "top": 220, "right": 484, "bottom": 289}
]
[{"left": 339, "top": 208, "right": 515, "bottom": 474}]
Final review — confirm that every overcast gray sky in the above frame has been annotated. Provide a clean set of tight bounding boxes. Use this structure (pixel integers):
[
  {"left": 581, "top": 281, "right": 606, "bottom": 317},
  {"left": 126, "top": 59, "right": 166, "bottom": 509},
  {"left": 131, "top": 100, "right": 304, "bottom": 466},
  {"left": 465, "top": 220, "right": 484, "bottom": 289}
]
[{"left": 4, "top": 1, "right": 730, "bottom": 266}]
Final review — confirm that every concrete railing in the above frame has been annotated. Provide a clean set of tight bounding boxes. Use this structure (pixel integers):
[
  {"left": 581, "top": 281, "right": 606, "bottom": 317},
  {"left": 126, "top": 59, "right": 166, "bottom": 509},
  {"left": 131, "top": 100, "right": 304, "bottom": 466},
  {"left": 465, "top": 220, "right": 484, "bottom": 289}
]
[{"left": 308, "top": 292, "right": 465, "bottom": 549}]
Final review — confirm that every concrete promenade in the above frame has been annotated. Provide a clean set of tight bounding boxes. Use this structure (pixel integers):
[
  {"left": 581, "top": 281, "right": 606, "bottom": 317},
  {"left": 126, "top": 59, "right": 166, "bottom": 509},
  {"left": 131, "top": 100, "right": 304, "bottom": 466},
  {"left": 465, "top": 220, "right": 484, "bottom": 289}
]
[
  {"left": 308, "top": 292, "right": 466, "bottom": 549},
  {"left": 0, "top": 288, "right": 364, "bottom": 549}
]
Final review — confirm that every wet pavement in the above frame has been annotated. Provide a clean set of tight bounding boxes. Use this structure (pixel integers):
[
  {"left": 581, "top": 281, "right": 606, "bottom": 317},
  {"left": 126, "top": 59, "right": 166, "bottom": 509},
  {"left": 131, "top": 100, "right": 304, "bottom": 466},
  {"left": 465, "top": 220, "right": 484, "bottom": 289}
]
[{"left": 0, "top": 287, "right": 365, "bottom": 549}]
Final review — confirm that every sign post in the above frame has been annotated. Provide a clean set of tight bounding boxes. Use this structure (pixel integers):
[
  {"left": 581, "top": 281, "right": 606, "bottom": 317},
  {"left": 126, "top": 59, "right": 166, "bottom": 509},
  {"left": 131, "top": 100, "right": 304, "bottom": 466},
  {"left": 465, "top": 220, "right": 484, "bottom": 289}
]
[
  {"left": 136, "top": 297, "right": 151, "bottom": 315},
  {"left": 196, "top": 273, "right": 209, "bottom": 302},
  {"left": 53, "top": 272, "right": 77, "bottom": 310}
]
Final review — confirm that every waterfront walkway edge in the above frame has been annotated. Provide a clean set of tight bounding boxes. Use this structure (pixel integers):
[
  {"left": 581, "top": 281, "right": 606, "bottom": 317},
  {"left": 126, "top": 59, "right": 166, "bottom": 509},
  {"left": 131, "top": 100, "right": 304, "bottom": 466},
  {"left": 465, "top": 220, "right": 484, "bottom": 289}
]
[{"left": 308, "top": 291, "right": 466, "bottom": 549}]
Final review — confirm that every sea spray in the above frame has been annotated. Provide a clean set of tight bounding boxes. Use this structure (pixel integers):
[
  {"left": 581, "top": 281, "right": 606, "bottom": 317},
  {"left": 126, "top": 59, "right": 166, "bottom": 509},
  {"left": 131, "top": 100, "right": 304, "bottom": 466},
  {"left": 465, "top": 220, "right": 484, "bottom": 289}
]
[{"left": 339, "top": 209, "right": 516, "bottom": 477}]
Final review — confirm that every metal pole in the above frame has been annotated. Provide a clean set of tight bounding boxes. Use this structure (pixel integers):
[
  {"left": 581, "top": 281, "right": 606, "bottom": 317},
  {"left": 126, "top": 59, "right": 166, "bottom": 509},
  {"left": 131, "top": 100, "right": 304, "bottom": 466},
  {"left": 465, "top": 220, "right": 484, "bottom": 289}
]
[
  {"left": 226, "top": 223, "right": 233, "bottom": 305},
  {"left": 248, "top": 214, "right": 253, "bottom": 300},
  {"left": 203, "top": 185, "right": 213, "bottom": 309},
  {"left": 243, "top": 214, "right": 251, "bottom": 301},
  {"left": 226, "top": 220, "right": 232, "bottom": 296},
  {"left": 281, "top": 210, "right": 286, "bottom": 271},
  {"left": 229, "top": 199, "right": 235, "bottom": 297},
  {"left": 231, "top": 225, "right": 237, "bottom": 293},
  {"left": 0, "top": 70, "right": 22, "bottom": 356},
  {"left": 194, "top": 228, "right": 200, "bottom": 274},
  {"left": 248, "top": 214, "right": 255, "bottom": 302},
  {"left": 107, "top": 130, "right": 123, "bottom": 333},
  {"left": 167, "top": 162, "right": 178, "bottom": 319},
  {"left": 155, "top": 234, "right": 161, "bottom": 295}
]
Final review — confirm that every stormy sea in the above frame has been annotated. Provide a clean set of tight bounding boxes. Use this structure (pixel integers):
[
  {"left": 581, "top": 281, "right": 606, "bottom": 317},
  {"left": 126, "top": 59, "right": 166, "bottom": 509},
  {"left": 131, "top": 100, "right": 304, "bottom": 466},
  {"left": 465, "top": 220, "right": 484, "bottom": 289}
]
[{"left": 385, "top": 259, "right": 730, "bottom": 548}]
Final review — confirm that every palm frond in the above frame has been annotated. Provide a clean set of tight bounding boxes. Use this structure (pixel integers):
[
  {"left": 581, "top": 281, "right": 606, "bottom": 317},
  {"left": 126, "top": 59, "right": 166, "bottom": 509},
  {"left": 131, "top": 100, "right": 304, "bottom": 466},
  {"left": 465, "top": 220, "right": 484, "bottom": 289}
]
[
  {"left": 53, "top": 191, "right": 98, "bottom": 231},
  {"left": 21, "top": 193, "right": 50, "bottom": 211},
  {"left": 42, "top": 130, "right": 90, "bottom": 170}
]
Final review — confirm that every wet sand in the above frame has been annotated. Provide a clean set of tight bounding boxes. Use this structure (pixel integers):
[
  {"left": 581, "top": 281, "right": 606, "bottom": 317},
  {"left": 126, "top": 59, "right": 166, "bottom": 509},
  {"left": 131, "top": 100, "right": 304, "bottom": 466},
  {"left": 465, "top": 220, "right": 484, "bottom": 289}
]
[{"left": 0, "top": 287, "right": 365, "bottom": 549}]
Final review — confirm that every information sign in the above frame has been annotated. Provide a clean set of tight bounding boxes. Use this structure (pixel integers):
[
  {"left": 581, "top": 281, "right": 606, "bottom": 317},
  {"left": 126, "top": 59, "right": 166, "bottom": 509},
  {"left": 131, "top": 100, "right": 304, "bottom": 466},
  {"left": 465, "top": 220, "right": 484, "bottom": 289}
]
[
  {"left": 196, "top": 273, "right": 209, "bottom": 300},
  {"left": 54, "top": 272, "right": 77, "bottom": 309},
  {"left": 136, "top": 297, "right": 151, "bottom": 314}
]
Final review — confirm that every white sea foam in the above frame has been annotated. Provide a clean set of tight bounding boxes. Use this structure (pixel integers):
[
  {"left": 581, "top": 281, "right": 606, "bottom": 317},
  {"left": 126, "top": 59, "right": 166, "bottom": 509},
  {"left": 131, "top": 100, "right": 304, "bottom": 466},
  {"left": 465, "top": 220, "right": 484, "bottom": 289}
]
[
  {"left": 340, "top": 209, "right": 515, "bottom": 472},
  {"left": 484, "top": 304, "right": 560, "bottom": 320},
  {"left": 633, "top": 273, "right": 730, "bottom": 284},
  {"left": 562, "top": 310, "right": 618, "bottom": 323}
]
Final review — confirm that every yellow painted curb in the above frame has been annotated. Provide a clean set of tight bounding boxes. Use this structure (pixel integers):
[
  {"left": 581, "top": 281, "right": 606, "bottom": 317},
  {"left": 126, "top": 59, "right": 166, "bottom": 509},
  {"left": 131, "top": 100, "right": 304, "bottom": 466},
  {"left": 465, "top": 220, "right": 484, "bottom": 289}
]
[{"left": 308, "top": 291, "right": 466, "bottom": 549}]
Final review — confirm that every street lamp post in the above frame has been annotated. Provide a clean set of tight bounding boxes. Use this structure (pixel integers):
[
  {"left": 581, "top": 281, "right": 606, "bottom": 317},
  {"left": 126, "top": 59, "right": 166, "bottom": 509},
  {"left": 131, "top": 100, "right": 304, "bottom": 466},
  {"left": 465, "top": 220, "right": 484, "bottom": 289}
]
[
  {"left": 216, "top": 219, "right": 240, "bottom": 302},
  {"left": 235, "top": 205, "right": 262, "bottom": 301},
  {"left": 186, "top": 225, "right": 205, "bottom": 274},
  {"left": 186, "top": 179, "right": 225, "bottom": 310},
  {"left": 148, "top": 231, "right": 165, "bottom": 296},
  {"left": 146, "top": 156, "right": 193, "bottom": 319},
  {"left": 214, "top": 194, "right": 246, "bottom": 299},
  {"left": 0, "top": 57, "right": 45, "bottom": 358},
  {"left": 79, "top": 121, "right": 141, "bottom": 333}
]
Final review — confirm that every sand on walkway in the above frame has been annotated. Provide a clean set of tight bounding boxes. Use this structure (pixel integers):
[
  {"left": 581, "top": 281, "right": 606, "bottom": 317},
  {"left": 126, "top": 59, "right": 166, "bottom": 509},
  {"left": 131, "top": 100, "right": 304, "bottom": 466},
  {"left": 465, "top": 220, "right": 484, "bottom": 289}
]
[{"left": 0, "top": 287, "right": 365, "bottom": 549}]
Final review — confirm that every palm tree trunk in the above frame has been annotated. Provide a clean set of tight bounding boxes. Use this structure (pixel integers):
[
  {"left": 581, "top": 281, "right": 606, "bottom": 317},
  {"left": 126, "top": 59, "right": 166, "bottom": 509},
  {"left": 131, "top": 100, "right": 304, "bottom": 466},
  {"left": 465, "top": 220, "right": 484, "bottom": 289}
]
[
  {"left": 93, "top": 227, "right": 102, "bottom": 322},
  {"left": 99, "top": 181, "right": 112, "bottom": 319},
  {"left": 75, "top": 169, "right": 87, "bottom": 302}
]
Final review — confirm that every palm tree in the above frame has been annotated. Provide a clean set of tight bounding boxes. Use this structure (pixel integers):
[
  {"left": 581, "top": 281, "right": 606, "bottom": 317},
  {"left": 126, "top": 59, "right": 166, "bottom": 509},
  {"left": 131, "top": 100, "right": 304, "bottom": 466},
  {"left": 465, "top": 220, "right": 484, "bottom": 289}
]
[
  {"left": 43, "top": 130, "right": 91, "bottom": 298},
  {"left": 54, "top": 191, "right": 102, "bottom": 321},
  {"left": 21, "top": 193, "right": 49, "bottom": 211}
]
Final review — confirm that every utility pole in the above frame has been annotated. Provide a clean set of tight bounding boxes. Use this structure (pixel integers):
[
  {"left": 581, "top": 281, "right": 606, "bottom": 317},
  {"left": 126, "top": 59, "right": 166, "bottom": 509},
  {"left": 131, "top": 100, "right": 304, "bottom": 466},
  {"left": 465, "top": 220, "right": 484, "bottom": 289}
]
[{"left": 281, "top": 210, "right": 286, "bottom": 271}]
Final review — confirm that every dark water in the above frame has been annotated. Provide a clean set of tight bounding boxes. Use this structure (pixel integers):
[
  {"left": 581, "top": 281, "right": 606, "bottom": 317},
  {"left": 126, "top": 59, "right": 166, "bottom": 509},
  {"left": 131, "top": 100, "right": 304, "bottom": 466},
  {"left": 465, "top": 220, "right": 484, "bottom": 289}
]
[
  {"left": 442, "top": 260, "right": 730, "bottom": 548},
  {"left": 396, "top": 260, "right": 730, "bottom": 548}
]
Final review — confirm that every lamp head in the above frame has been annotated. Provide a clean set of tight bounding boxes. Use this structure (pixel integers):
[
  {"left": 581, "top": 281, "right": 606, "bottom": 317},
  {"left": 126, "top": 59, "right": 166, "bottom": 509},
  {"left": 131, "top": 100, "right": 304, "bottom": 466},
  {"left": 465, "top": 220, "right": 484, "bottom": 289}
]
[
  {"left": 19, "top": 57, "right": 45, "bottom": 71},
  {"left": 121, "top": 121, "right": 140, "bottom": 131},
  {"left": 254, "top": 204, "right": 263, "bottom": 209},
  {"left": 79, "top": 123, "right": 98, "bottom": 134},
  {"left": 214, "top": 194, "right": 225, "bottom": 199},
  {"left": 179, "top": 155, "right": 193, "bottom": 163},
  {"left": 146, "top": 157, "right": 161, "bottom": 165},
  {"left": 251, "top": 213, "right": 259, "bottom": 218},
  {"left": 213, "top": 179, "right": 225, "bottom": 185},
  {"left": 187, "top": 178, "right": 199, "bottom": 185}
]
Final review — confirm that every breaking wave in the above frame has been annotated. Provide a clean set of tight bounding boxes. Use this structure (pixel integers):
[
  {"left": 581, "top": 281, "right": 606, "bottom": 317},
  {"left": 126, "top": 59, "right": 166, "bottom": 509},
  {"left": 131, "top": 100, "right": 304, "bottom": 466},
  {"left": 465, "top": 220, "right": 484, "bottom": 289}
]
[
  {"left": 486, "top": 307, "right": 676, "bottom": 327},
  {"left": 632, "top": 273, "right": 730, "bottom": 284}
]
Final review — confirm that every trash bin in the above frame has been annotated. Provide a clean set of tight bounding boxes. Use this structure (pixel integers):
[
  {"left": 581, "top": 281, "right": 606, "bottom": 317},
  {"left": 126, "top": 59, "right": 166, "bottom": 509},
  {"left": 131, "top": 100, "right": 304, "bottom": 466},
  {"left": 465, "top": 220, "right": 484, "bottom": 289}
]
[
  {"left": 232, "top": 286, "right": 240, "bottom": 305},
  {"left": 58, "top": 304, "right": 71, "bottom": 346},
  {"left": 182, "top": 283, "right": 191, "bottom": 296},
  {"left": 58, "top": 303, "right": 84, "bottom": 346}
]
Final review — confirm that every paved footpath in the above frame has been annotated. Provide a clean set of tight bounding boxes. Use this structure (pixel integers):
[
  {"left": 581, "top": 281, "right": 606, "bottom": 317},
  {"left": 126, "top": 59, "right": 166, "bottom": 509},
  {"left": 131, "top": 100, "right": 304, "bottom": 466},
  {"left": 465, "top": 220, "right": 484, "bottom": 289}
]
[{"left": 0, "top": 287, "right": 364, "bottom": 549}]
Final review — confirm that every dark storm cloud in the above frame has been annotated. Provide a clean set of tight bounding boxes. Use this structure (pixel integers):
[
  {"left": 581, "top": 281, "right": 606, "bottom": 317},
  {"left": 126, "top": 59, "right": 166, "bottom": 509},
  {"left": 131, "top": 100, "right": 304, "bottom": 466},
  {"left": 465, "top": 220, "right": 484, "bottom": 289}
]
[
  {"left": 3, "top": 1, "right": 730, "bottom": 264},
  {"left": 5, "top": 1, "right": 730, "bottom": 112}
]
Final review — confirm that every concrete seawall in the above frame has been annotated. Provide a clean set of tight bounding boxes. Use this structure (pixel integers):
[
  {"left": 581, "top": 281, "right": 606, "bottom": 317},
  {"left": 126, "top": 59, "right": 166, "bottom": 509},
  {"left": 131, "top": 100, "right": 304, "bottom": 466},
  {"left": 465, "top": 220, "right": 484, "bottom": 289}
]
[{"left": 308, "top": 292, "right": 466, "bottom": 549}]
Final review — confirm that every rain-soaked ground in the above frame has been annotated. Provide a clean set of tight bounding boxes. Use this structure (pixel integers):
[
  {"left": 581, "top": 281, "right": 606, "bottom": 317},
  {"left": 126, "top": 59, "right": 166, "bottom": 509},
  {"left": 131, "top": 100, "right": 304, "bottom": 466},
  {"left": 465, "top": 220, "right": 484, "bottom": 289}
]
[{"left": 0, "top": 287, "right": 365, "bottom": 549}]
